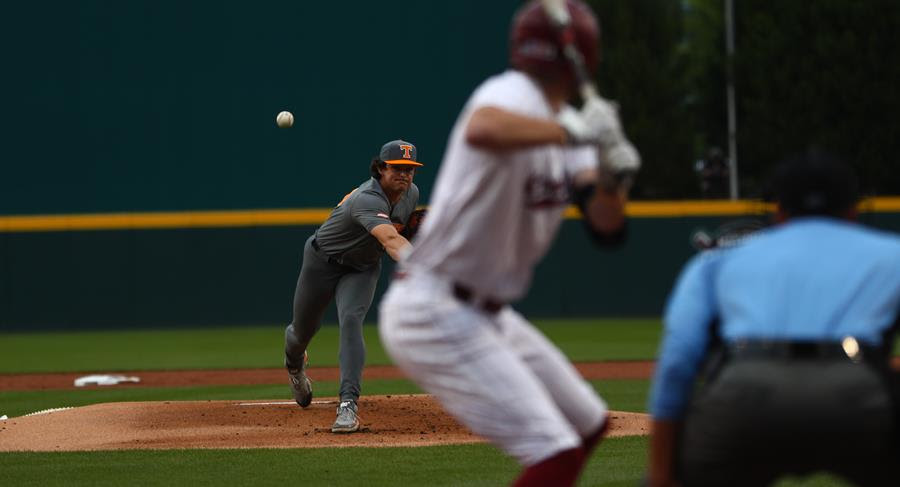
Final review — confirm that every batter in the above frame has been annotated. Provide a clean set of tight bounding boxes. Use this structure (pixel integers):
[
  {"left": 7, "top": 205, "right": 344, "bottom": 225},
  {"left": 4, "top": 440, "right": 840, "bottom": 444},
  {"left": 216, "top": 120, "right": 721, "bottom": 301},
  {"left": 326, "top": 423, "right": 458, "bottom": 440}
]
[{"left": 379, "top": 2, "right": 641, "bottom": 485}]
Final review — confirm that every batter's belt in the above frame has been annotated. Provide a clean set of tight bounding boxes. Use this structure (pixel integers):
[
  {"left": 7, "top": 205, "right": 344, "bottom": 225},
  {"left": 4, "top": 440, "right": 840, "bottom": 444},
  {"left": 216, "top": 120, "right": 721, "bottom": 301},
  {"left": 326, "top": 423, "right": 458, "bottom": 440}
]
[
  {"left": 393, "top": 271, "right": 505, "bottom": 314},
  {"left": 451, "top": 283, "right": 504, "bottom": 314}
]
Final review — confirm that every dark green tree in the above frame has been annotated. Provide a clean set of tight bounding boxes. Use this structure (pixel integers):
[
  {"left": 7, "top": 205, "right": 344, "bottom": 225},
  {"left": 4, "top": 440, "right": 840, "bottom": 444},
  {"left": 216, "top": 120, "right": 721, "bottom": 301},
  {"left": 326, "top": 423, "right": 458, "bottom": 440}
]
[
  {"left": 681, "top": 0, "right": 900, "bottom": 197},
  {"left": 588, "top": 0, "right": 700, "bottom": 198},
  {"left": 682, "top": 0, "right": 727, "bottom": 174},
  {"left": 733, "top": 0, "right": 900, "bottom": 196},
  {"left": 587, "top": 0, "right": 900, "bottom": 198}
]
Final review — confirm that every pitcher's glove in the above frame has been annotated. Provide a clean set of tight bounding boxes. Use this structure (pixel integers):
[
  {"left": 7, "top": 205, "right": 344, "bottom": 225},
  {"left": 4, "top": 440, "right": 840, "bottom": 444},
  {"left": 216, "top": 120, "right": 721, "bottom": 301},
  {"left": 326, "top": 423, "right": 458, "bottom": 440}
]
[{"left": 401, "top": 209, "right": 427, "bottom": 241}]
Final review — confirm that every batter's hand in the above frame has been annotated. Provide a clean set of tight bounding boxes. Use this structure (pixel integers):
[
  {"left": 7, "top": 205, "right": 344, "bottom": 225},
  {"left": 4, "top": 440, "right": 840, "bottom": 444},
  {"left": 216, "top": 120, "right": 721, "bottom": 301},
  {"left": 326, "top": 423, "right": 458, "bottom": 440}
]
[
  {"left": 557, "top": 98, "right": 621, "bottom": 147},
  {"left": 599, "top": 138, "right": 641, "bottom": 190}
]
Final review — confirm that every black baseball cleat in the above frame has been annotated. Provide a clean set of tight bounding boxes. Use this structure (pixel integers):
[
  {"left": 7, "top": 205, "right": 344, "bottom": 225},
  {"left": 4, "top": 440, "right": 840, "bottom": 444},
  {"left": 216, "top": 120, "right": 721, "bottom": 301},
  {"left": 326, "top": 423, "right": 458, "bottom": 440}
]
[{"left": 287, "top": 351, "right": 312, "bottom": 408}]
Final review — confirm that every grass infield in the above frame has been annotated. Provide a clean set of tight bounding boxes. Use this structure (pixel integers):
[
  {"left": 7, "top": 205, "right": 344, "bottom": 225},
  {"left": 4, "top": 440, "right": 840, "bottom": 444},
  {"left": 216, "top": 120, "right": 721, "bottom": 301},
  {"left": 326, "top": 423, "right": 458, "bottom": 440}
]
[
  {"left": 0, "top": 318, "right": 663, "bottom": 373},
  {"left": 0, "top": 319, "right": 853, "bottom": 486},
  {"left": 0, "top": 440, "right": 648, "bottom": 487},
  {"left": 0, "top": 438, "right": 850, "bottom": 486}
]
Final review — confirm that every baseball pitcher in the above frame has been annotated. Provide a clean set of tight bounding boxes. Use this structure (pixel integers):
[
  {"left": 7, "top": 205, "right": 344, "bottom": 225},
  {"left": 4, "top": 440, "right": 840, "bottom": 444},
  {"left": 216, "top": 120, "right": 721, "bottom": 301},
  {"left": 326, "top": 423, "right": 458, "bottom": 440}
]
[{"left": 285, "top": 139, "right": 423, "bottom": 433}]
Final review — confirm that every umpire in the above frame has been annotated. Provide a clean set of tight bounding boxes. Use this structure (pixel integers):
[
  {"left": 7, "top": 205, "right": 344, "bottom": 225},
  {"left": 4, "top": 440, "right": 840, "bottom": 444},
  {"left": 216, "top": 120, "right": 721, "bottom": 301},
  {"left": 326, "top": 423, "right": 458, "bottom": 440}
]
[
  {"left": 646, "top": 151, "right": 900, "bottom": 486},
  {"left": 284, "top": 139, "right": 423, "bottom": 433}
]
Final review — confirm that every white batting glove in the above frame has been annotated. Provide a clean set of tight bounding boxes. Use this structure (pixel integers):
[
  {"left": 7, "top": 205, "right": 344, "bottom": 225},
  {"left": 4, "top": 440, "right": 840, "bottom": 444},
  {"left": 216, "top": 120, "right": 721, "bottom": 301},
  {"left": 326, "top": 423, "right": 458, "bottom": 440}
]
[
  {"left": 558, "top": 97, "right": 642, "bottom": 189},
  {"left": 601, "top": 138, "right": 641, "bottom": 174},
  {"left": 598, "top": 138, "right": 641, "bottom": 191},
  {"left": 557, "top": 98, "right": 621, "bottom": 147}
]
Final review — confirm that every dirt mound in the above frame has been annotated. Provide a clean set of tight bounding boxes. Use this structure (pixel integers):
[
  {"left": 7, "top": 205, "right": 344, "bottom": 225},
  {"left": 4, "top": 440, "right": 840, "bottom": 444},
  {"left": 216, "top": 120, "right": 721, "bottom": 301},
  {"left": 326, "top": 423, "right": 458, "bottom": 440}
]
[{"left": 0, "top": 394, "right": 649, "bottom": 452}]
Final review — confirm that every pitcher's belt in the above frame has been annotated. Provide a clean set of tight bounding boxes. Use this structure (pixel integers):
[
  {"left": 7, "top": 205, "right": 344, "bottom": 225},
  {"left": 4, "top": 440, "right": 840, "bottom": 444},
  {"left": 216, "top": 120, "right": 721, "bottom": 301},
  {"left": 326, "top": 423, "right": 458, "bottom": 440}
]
[{"left": 311, "top": 238, "right": 342, "bottom": 266}]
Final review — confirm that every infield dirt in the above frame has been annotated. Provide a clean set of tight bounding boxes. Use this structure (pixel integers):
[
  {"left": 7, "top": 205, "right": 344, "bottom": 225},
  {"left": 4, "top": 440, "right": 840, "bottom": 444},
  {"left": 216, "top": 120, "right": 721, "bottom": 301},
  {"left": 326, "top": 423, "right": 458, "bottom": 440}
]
[
  {"left": 0, "top": 361, "right": 654, "bottom": 451},
  {"left": 0, "top": 395, "right": 650, "bottom": 452}
]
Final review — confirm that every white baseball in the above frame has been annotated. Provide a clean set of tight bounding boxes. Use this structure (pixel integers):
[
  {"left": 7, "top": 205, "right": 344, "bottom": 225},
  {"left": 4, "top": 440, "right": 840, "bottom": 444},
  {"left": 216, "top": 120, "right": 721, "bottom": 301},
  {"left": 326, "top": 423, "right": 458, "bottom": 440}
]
[{"left": 276, "top": 111, "right": 294, "bottom": 128}]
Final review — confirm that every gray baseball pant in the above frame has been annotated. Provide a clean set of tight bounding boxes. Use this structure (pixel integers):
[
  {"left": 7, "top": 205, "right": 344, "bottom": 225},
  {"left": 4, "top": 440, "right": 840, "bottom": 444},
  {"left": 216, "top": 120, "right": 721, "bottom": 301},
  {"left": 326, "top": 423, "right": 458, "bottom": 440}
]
[{"left": 284, "top": 236, "right": 381, "bottom": 403}]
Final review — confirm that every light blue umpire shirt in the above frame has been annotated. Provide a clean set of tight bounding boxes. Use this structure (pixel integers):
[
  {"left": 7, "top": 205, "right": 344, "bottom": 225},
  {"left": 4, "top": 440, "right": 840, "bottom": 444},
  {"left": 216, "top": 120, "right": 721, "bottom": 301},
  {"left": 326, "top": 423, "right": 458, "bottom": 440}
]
[{"left": 649, "top": 217, "right": 900, "bottom": 420}]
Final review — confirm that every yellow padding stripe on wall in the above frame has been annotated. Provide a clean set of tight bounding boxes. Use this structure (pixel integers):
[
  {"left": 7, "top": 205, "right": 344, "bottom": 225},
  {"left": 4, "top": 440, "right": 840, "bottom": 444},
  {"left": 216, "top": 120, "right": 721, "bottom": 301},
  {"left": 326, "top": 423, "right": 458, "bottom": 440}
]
[
  {"left": 565, "top": 197, "right": 898, "bottom": 218},
  {"left": 0, "top": 209, "right": 333, "bottom": 232},
  {"left": 1, "top": 197, "right": 898, "bottom": 233}
]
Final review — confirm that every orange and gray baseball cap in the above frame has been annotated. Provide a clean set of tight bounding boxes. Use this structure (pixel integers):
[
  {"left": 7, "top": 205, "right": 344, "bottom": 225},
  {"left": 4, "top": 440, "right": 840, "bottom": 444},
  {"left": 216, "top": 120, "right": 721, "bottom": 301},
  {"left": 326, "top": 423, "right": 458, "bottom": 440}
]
[{"left": 380, "top": 139, "right": 423, "bottom": 167}]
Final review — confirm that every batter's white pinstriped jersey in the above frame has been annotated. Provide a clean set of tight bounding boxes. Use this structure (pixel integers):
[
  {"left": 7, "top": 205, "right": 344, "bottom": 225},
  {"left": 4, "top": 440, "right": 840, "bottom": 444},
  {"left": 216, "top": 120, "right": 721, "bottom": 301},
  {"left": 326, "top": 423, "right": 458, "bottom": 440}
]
[
  {"left": 404, "top": 70, "right": 597, "bottom": 301},
  {"left": 380, "top": 69, "right": 608, "bottom": 467}
]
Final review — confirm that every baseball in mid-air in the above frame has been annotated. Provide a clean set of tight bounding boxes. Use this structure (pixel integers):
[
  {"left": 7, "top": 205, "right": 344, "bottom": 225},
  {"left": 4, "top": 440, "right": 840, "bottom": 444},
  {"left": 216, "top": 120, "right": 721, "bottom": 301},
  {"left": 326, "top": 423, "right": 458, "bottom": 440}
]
[{"left": 276, "top": 110, "right": 294, "bottom": 128}]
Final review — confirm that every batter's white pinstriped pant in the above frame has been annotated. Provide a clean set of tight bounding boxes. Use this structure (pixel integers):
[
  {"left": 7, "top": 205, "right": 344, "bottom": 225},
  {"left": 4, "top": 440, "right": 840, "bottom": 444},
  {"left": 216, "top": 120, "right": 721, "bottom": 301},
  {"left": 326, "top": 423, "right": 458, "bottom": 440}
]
[{"left": 379, "top": 270, "right": 607, "bottom": 466}]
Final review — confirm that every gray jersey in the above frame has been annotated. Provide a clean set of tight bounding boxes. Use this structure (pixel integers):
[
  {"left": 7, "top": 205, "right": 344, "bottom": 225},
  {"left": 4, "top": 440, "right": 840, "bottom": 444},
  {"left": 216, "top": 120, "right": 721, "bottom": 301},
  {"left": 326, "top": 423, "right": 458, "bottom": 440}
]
[{"left": 314, "top": 177, "right": 419, "bottom": 270}]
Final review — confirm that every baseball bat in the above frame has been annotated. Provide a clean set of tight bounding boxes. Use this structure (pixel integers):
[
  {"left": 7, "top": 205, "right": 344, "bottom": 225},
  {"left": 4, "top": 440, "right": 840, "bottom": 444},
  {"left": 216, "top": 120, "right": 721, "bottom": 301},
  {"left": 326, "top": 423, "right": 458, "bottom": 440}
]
[
  {"left": 540, "top": 0, "right": 600, "bottom": 103},
  {"left": 542, "top": 0, "right": 641, "bottom": 190}
]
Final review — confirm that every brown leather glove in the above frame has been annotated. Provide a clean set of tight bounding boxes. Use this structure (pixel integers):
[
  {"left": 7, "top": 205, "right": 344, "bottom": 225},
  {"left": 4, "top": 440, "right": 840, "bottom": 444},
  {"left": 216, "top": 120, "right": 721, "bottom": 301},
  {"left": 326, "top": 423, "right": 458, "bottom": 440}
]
[{"left": 401, "top": 209, "right": 427, "bottom": 241}]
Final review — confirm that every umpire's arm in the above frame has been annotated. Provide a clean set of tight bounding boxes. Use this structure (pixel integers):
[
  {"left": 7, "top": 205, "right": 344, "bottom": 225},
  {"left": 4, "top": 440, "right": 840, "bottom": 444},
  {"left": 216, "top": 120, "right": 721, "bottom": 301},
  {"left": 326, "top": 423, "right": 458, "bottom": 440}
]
[
  {"left": 647, "top": 254, "right": 720, "bottom": 487},
  {"left": 371, "top": 224, "right": 411, "bottom": 262}
]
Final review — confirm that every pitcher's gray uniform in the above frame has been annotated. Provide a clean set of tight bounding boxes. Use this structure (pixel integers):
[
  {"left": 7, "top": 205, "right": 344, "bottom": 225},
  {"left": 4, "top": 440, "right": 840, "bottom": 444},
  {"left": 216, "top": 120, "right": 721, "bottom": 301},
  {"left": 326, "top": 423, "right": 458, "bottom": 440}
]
[{"left": 285, "top": 139, "right": 422, "bottom": 433}]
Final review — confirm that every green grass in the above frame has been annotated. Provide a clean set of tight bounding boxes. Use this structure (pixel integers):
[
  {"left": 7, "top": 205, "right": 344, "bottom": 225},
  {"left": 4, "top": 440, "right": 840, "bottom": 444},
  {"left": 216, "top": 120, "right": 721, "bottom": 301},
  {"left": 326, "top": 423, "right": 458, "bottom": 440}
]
[
  {"left": 540, "top": 318, "right": 662, "bottom": 361},
  {"left": 0, "top": 318, "right": 856, "bottom": 487},
  {"left": 0, "top": 318, "right": 663, "bottom": 373},
  {"left": 592, "top": 380, "right": 650, "bottom": 413},
  {"left": 0, "top": 439, "right": 647, "bottom": 487},
  {"left": 0, "top": 438, "right": 850, "bottom": 487},
  {"left": 0, "top": 325, "right": 357, "bottom": 373},
  {"left": 0, "top": 318, "right": 657, "bottom": 418}
]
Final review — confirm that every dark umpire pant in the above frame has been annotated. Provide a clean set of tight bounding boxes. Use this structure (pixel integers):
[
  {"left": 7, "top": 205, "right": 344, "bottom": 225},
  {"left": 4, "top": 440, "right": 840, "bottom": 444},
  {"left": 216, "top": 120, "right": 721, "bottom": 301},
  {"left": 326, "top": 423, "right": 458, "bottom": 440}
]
[
  {"left": 679, "top": 349, "right": 896, "bottom": 487},
  {"left": 284, "top": 236, "right": 381, "bottom": 403}
]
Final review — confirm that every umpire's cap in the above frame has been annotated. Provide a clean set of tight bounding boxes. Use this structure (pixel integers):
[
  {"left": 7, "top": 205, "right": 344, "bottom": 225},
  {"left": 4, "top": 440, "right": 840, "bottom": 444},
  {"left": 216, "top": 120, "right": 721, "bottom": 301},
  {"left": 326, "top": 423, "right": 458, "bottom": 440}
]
[
  {"left": 772, "top": 149, "right": 858, "bottom": 217},
  {"left": 380, "top": 140, "right": 423, "bottom": 167}
]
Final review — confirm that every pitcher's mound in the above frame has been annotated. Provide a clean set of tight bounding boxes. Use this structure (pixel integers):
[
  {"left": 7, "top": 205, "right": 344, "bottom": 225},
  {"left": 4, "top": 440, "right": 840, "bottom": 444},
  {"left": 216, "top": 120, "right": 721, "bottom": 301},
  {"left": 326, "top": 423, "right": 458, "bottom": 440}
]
[{"left": 0, "top": 394, "right": 649, "bottom": 452}]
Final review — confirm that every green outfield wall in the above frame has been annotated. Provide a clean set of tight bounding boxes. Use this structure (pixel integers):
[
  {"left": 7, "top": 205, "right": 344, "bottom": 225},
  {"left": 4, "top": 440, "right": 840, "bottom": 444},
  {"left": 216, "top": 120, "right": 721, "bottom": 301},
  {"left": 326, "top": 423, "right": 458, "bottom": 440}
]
[
  {"left": 1, "top": 0, "right": 517, "bottom": 215},
  {"left": 2, "top": 202, "right": 897, "bottom": 330},
  {"left": 2, "top": 2, "right": 898, "bottom": 330}
]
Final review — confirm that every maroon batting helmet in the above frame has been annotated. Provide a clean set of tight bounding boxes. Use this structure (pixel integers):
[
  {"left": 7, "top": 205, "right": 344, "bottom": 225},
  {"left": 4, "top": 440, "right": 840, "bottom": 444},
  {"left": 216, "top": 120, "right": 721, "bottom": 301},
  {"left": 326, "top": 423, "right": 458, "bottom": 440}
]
[{"left": 509, "top": 0, "right": 601, "bottom": 77}]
